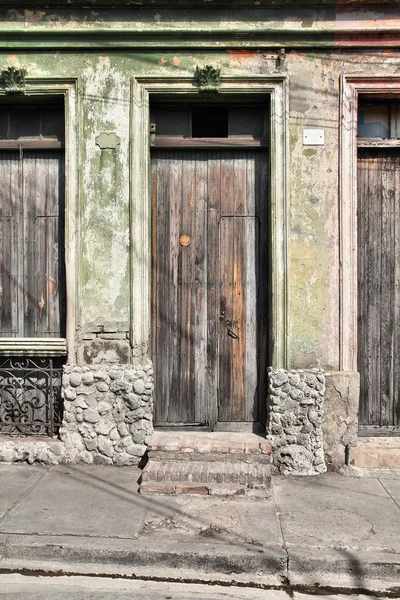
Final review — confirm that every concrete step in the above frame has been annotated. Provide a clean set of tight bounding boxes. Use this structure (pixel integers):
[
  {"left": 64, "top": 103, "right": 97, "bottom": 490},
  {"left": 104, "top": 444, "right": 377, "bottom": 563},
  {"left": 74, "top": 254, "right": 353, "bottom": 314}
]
[
  {"left": 139, "top": 431, "right": 272, "bottom": 499},
  {"left": 350, "top": 437, "right": 400, "bottom": 469}
]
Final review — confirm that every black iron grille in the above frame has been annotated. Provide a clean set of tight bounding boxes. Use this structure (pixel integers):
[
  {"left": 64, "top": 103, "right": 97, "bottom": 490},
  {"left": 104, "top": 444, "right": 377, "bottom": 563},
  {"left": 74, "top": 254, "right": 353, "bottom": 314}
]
[{"left": 0, "top": 357, "right": 63, "bottom": 437}]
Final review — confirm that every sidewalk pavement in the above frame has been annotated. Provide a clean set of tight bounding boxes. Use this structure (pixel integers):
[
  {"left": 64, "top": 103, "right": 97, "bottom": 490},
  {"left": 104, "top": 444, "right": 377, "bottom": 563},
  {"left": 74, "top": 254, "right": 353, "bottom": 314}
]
[{"left": 0, "top": 463, "right": 399, "bottom": 593}]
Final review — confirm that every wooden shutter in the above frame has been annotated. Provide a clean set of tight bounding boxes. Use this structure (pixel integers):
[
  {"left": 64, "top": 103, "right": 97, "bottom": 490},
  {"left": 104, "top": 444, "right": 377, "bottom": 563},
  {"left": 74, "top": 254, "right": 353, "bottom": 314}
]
[
  {"left": 0, "top": 149, "right": 65, "bottom": 339},
  {"left": 358, "top": 150, "right": 400, "bottom": 429}
]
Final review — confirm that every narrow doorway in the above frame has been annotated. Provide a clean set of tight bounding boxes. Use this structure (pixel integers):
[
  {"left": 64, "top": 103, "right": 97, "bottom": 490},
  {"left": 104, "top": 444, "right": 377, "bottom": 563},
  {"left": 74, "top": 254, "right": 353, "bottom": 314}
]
[
  {"left": 151, "top": 103, "right": 270, "bottom": 431},
  {"left": 357, "top": 99, "right": 400, "bottom": 435}
]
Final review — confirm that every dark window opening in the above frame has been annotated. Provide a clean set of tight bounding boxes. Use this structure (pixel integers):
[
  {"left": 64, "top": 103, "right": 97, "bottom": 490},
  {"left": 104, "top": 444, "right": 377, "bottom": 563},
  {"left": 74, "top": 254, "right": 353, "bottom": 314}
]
[
  {"left": 151, "top": 103, "right": 268, "bottom": 141},
  {"left": 358, "top": 100, "right": 400, "bottom": 139},
  {"left": 192, "top": 106, "right": 228, "bottom": 137}
]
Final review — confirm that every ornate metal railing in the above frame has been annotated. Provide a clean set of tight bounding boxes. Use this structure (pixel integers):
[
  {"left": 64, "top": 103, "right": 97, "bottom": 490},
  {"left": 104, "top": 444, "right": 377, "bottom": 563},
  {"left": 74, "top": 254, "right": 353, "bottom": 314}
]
[{"left": 0, "top": 357, "right": 63, "bottom": 437}]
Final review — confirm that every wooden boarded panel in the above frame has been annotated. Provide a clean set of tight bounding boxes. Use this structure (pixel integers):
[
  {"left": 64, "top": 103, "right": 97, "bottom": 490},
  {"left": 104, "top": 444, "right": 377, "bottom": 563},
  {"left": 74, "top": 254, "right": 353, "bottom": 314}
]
[
  {"left": 218, "top": 216, "right": 260, "bottom": 422},
  {"left": 358, "top": 150, "right": 400, "bottom": 428},
  {"left": 152, "top": 152, "right": 208, "bottom": 424},
  {"left": 23, "top": 151, "right": 65, "bottom": 337},
  {"left": 152, "top": 150, "right": 269, "bottom": 426},
  {"left": 0, "top": 152, "right": 20, "bottom": 335}
]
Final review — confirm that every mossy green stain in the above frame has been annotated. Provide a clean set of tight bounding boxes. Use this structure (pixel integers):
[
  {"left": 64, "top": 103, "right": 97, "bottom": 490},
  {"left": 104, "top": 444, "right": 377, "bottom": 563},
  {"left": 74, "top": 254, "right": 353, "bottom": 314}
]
[{"left": 303, "top": 148, "right": 317, "bottom": 158}]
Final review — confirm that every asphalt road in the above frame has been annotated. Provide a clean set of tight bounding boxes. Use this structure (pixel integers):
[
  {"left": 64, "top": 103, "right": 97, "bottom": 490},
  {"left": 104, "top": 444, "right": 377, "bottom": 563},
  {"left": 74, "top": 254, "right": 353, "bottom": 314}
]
[{"left": 0, "top": 575, "right": 395, "bottom": 600}]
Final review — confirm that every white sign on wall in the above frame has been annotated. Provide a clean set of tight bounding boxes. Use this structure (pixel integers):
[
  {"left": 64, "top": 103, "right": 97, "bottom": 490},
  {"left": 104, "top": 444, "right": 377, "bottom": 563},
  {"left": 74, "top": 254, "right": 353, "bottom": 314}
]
[{"left": 303, "top": 129, "right": 325, "bottom": 145}]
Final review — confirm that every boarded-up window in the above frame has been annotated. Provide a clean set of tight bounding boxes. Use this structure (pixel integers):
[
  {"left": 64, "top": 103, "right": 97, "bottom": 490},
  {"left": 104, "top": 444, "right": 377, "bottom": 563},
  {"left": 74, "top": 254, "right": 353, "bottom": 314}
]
[{"left": 0, "top": 103, "right": 65, "bottom": 338}]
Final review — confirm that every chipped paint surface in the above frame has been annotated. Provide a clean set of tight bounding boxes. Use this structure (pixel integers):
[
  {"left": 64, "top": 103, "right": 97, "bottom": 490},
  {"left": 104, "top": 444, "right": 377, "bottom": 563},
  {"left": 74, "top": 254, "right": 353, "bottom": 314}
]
[
  {"left": 0, "top": 5, "right": 399, "bottom": 371},
  {"left": 80, "top": 56, "right": 130, "bottom": 331}
]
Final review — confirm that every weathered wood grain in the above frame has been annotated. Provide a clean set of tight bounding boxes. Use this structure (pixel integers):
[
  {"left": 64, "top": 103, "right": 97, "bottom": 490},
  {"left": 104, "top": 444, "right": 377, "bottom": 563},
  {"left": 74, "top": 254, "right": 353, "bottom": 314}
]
[
  {"left": 0, "top": 149, "right": 65, "bottom": 339},
  {"left": 152, "top": 150, "right": 269, "bottom": 426},
  {"left": 358, "top": 150, "right": 400, "bottom": 428}
]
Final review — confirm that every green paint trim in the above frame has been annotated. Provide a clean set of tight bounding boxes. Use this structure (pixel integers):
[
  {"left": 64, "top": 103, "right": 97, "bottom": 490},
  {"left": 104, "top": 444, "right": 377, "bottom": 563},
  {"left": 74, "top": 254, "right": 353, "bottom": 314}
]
[
  {"left": 0, "top": 338, "right": 67, "bottom": 356},
  {"left": 0, "top": 34, "right": 397, "bottom": 50},
  {"left": 0, "top": 77, "right": 80, "bottom": 363}
]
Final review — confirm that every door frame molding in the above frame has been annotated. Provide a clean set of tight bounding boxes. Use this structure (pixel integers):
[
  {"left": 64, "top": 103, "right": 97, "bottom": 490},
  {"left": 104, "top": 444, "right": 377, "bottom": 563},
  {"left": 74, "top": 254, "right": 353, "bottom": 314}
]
[
  {"left": 0, "top": 78, "right": 79, "bottom": 361},
  {"left": 130, "top": 74, "right": 289, "bottom": 368},
  {"left": 339, "top": 75, "right": 400, "bottom": 371}
]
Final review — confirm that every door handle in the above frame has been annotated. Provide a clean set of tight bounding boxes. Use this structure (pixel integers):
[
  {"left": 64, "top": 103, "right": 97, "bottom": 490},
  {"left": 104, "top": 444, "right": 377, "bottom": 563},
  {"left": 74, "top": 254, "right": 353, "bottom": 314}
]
[
  {"left": 219, "top": 310, "right": 225, "bottom": 321},
  {"left": 227, "top": 329, "right": 238, "bottom": 339}
]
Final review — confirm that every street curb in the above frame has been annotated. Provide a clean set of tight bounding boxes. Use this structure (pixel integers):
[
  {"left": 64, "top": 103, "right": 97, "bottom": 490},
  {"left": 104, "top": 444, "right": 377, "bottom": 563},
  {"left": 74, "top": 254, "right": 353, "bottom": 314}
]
[
  {"left": 1, "top": 535, "right": 400, "bottom": 592},
  {"left": 287, "top": 546, "right": 400, "bottom": 592},
  {"left": 0, "top": 535, "right": 287, "bottom": 586}
]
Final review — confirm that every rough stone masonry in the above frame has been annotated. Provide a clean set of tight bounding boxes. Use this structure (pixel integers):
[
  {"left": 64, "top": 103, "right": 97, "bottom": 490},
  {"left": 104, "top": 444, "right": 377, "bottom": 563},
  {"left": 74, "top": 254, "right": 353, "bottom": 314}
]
[
  {"left": 268, "top": 368, "right": 326, "bottom": 475},
  {"left": 0, "top": 361, "right": 154, "bottom": 465}
]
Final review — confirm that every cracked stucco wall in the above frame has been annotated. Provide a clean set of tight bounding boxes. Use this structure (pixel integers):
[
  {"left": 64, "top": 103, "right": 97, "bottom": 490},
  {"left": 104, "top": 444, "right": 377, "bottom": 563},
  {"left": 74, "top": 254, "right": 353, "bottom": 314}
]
[
  {"left": 1, "top": 47, "right": 397, "bottom": 369},
  {"left": 323, "top": 372, "right": 360, "bottom": 470},
  {"left": 0, "top": 6, "right": 399, "bottom": 462}
]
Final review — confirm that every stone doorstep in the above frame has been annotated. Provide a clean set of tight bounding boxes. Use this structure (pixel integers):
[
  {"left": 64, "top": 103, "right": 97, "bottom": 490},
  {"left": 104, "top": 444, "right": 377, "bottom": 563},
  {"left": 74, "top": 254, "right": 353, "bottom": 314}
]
[
  {"left": 351, "top": 436, "right": 400, "bottom": 469},
  {"left": 147, "top": 451, "right": 271, "bottom": 464},
  {"left": 148, "top": 431, "right": 272, "bottom": 455},
  {"left": 139, "top": 481, "right": 271, "bottom": 499}
]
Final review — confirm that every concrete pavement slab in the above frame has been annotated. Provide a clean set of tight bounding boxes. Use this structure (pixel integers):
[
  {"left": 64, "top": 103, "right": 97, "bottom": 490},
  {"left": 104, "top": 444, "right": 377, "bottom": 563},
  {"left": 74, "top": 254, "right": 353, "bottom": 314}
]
[
  {"left": 378, "top": 478, "right": 400, "bottom": 509},
  {"left": 0, "top": 574, "right": 290, "bottom": 600},
  {"left": 139, "top": 495, "right": 283, "bottom": 547},
  {"left": 273, "top": 474, "right": 400, "bottom": 552},
  {"left": 0, "top": 464, "right": 49, "bottom": 520},
  {"left": 0, "top": 465, "right": 148, "bottom": 539}
]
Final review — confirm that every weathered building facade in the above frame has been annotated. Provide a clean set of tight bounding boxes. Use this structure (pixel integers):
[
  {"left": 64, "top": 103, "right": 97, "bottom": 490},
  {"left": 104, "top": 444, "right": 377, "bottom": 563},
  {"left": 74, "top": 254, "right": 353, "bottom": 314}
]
[{"left": 0, "top": 0, "right": 399, "bottom": 472}]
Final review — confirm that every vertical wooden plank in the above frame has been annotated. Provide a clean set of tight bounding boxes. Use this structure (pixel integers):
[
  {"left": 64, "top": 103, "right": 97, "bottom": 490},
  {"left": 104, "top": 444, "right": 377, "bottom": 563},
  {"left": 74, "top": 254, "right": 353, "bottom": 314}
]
[
  {"left": 0, "top": 152, "right": 20, "bottom": 336},
  {"left": 366, "top": 154, "right": 381, "bottom": 426},
  {"left": 169, "top": 152, "right": 185, "bottom": 422},
  {"left": 178, "top": 152, "right": 196, "bottom": 423},
  {"left": 357, "top": 155, "right": 367, "bottom": 426},
  {"left": 245, "top": 155, "right": 258, "bottom": 421},
  {"left": 218, "top": 216, "right": 233, "bottom": 421},
  {"left": 194, "top": 153, "right": 208, "bottom": 424},
  {"left": 379, "top": 153, "right": 395, "bottom": 427},
  {"left": 154, "top": 152, "right": 170, "bottom": 423},
  {"left": 231, "top": 215, "right": 246, "bottom": 419},
  {"left": 207, "top": 152, "right": 221, "bottom": 427},
  {"left": 218, "top": 152, "right": 234, "bottom": 420}
]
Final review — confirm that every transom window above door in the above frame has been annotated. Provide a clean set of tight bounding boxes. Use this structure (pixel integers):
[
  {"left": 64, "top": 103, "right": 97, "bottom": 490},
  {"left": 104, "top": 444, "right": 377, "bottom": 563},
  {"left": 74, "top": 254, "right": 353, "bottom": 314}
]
[
  {"left": 358, "top": 100, "right": 400, "bottom": 140},
  {"left": 150, "top": 103, "right": 269, "bottom": 147}
]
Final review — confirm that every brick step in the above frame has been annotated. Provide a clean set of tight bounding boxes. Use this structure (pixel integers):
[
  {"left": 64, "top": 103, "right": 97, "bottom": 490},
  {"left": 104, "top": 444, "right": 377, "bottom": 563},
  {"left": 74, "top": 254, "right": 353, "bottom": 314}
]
[
  {"left": 139, "top": 432, "right": 272, "bottom": 499},
  {"left": 142, "top": 459, "right": 271, "bottom": 485}
]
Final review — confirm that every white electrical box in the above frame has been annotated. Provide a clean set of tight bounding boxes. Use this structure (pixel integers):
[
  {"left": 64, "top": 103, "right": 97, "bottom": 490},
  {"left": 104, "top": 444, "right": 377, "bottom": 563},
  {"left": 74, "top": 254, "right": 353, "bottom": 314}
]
[{"left": 303, "top": 129, "right": 324, "bottom": 145}]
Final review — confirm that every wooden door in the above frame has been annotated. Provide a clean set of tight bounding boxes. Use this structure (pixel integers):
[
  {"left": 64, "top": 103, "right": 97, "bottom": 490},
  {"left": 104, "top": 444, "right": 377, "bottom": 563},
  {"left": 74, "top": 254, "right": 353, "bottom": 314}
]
[
  {"left": 152, "top": 150, "right": 269, "bottom": 427},
  {"left": 0, "top": 150, "right": 65, "bottom": 338},
  {"left": 357, "top": 150, "right": 400, "bottom": 433}
]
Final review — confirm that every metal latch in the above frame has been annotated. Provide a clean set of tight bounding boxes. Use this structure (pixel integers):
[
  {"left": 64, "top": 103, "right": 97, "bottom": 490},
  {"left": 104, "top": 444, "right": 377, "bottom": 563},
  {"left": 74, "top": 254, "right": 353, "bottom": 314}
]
[{"left": 150, "top": 123, "right": 156, "bottom": 147}]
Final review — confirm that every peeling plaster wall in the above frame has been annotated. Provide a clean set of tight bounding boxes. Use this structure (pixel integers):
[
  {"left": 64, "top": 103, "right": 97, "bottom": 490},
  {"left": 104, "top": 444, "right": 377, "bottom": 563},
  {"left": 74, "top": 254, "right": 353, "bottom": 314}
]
[
  {"left": 0, "top": 4, "right": 400, "bottom": 463},
  {"left": 3, "top": 47, "right": 399, "bottom": 371},
  {"left": 1, "top": 49, "right": 399, "bottom": 359}
]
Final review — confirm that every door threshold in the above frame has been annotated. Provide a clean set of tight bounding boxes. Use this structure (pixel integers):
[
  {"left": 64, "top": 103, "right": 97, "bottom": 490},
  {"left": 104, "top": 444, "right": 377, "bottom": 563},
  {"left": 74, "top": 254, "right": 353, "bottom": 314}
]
[
  {"left": 154, "top": 422, "right": 265, "bottom": 434},
  {"left": 155, "top": 424, "right": 211, "bottom": 432}
]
